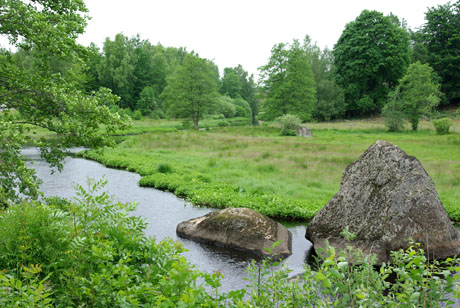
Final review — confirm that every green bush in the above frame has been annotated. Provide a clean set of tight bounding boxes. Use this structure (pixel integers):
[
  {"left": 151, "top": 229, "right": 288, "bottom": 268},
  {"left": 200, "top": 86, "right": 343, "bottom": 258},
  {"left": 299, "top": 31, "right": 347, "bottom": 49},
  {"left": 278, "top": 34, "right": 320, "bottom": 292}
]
[
  {"left": 131, "top": 109, "right": 142, "bottom": 120},
  {"left": 0, "top": 180, "right": 233, "bottom": 307},
  {"left": 244, "top": 239, "right": 460, "bottom": 307},
  {"left": 146, "top": 109, "right": 166, "bottom": 119},
  {"left": 275, "top": 114, "right": 301, "bottom": 130},
  {"left": 157, "top": 163, "right": 173, "bottom": 173},
  {"left": 215, "top": 96, "right": 236, "bottom": 118},
  {"left": 383, "top": 98, "right": 405, "bottom": 132},
  {"left": 233, "top": 98, "right": 252, "bottom": 118},
  {"left": 433, "top": 117, "right": 452, "bottom": 135},
  {"left": 275, "top": 114, "right": 301, "bottom": 136},
  {"left": 218, "top": 120, "right": 229, "bottom": 127},
  {"left": 279, "top": 128, "right": 297, "bottom": 136}
]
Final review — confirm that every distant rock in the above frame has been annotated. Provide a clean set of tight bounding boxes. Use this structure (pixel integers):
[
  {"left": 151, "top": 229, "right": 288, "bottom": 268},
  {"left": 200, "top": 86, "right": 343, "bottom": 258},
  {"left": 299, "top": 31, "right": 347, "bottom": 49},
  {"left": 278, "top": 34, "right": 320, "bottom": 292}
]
[
  {"left": 177, "top": 208, "right": 292, "bottom": 259},
  {"left": 306, "top": 140, "right": 460, "bottom": 264},
  {"left": 297, "top": 126, "right": 313, "bottom": 137}
]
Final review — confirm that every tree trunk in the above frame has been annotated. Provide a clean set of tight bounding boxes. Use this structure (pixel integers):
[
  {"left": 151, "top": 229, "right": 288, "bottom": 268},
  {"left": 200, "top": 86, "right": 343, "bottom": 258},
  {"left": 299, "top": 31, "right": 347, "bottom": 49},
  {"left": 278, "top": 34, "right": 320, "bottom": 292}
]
[
  {"left": 193, "top": 117, "right": 199, "bottom": 129},
  {"left": 251, "top": 114, "right": 258, "bottom": 126}
]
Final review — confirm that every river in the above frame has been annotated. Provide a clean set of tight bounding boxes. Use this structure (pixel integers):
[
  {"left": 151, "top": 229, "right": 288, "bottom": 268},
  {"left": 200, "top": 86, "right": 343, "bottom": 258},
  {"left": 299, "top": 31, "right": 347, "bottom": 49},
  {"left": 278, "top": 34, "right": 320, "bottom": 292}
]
[{"left": 23, "top": 148, "right": 313, "bottom": 291}]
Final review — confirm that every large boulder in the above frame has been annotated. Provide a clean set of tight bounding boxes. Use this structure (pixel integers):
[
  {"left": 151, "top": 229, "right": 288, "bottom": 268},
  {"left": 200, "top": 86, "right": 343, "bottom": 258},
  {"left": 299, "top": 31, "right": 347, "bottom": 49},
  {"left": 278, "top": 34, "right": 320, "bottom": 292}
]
[
  {"left": 177, "top": 208, "right": 292, "bottom": 259},
  {"left": 306, "top": 140, "right": 460, "bottom": 264}
]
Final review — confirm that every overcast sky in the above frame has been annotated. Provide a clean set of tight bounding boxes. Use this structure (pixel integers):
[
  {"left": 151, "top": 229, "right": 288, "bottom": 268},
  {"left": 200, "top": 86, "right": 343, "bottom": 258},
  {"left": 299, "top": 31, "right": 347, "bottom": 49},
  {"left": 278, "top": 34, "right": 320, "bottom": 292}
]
[{"left": 78, "top": 0, "right": 445, "bottom": 79}]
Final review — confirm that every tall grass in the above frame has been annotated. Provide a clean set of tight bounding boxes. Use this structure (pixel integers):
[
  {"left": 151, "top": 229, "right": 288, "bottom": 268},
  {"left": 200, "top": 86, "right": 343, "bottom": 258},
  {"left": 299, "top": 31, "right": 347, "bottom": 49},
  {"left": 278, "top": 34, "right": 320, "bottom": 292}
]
[{"left": 82, "top": 120, "right": 460, "bottom": 221}]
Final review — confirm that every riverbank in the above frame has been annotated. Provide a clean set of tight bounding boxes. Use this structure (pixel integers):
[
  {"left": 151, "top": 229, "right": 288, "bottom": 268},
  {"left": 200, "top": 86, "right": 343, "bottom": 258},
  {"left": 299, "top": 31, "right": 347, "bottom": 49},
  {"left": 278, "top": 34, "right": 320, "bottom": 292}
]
[{"left": 80, "top": 119, "right": 460, "bottom": 222}]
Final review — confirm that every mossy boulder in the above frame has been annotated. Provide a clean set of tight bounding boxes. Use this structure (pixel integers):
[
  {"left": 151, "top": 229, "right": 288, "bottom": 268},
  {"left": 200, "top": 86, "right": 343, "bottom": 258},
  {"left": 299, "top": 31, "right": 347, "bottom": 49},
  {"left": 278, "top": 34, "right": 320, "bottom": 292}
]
[
  {"left": 306, "top": 140, "right": 460, "bottom": 264},
  {"left": 177, "top": 208, "right": 292, "bottom": 259}
]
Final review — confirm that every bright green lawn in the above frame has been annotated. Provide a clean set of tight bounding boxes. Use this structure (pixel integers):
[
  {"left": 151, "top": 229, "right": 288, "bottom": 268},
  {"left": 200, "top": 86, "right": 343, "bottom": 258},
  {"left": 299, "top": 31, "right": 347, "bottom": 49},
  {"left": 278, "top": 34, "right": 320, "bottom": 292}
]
[{"left": 81, "top": 118, "right": 460, "bottom": 222}]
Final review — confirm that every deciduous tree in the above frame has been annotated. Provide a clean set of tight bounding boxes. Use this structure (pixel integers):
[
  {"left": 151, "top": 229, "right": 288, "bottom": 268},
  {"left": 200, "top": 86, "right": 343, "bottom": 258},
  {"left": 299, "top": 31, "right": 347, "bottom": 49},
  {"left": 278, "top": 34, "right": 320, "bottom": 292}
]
[
  {"left": 333, "top": 10, "right": 410, "bottom": 116},
  {"left": 423, "top": 1, "right": 460, "bottom": 104},
  {"left": 0, "top": 0, "right": 129, "bottom": 204},
  {"left": 161, "top": 54, "right": 218, "bottom": 129},
  {"left": 385, "top": 62, "right": 441, "bottom": 131},
  {"left": 259, "top": 39, "right": 316, "bottom": 121}
]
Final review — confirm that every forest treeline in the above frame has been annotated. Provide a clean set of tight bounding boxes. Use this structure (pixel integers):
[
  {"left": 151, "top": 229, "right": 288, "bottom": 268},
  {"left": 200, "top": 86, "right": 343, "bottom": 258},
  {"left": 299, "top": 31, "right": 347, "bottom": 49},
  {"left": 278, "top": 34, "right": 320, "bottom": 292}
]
[{"left": 10, "top": 1, "right": 460, "bottom": 129}]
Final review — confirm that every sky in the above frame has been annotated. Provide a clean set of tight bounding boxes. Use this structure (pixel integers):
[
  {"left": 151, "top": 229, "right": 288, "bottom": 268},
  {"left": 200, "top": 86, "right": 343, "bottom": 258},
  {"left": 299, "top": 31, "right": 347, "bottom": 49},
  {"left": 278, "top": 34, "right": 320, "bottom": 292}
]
[{"left": 76, "top": 0, "right": 445, "bottom": 79}]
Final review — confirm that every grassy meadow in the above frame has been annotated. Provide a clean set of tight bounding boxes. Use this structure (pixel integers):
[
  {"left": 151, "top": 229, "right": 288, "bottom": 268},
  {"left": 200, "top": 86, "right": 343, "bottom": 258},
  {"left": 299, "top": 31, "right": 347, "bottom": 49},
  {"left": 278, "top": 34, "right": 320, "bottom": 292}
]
[{"left": 80, "top": 117, "right": 460, "bottom": 222}]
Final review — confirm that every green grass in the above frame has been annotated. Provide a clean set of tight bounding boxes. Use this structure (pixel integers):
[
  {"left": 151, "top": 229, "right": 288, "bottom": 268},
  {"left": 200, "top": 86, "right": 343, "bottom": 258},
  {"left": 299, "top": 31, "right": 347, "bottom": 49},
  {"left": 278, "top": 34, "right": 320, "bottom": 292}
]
[{"left": 80, "top": 118, "right": 460, "bottom": 222}]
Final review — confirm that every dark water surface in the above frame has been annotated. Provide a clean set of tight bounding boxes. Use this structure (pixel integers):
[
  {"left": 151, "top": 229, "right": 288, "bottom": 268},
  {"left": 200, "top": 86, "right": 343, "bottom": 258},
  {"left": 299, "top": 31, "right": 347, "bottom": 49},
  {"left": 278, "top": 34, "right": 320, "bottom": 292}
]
[{"left": 23, "top": 148, "right": 313, "bottom": 291}]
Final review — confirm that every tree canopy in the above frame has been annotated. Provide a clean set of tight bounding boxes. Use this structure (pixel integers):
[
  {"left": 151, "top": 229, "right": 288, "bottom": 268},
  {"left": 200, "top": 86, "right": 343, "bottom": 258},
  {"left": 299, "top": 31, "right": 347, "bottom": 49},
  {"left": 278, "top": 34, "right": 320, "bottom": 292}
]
[
  {"left": 259, "top": 38, "right": 316, "bottom": 122},
  {"left": 221, "top": 65, "right": 258, "bottom": 124},
  {"left": 0, "top": 0, "right": 129, "bottom": 204},
  {"left": 423, "top": 1, "right": 460, "bottom": 104},
  {"left": 161, "top": 53, "right": 218, "bottom": 129},
  {"left": 333, "top": 10, "right": 411, "bottom": 116},
  {"left": 385, "top": 62, "right": 441, "bottom": 131}
]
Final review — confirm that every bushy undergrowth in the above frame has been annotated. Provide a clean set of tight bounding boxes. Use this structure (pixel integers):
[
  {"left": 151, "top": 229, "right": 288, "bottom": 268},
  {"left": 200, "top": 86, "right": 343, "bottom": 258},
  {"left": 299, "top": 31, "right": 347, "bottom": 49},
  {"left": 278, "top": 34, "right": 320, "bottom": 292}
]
[
  {"left": 81, "top": 150, "right": 324, "bottom": 220},
  {"left": 244, "top": 241, "right": 460, "bottom": 307},
  {"left": 433, "top": 117, "right": 453, "bottom": 135},
  {"left": 80, "top": 124, "right": 460, "bottom": 222},
  {"left": 1, "top": 183, "right": 459, "bottom": 307},
  {"left": 0, "top": 179, "right": 239, "bottom": 307}
]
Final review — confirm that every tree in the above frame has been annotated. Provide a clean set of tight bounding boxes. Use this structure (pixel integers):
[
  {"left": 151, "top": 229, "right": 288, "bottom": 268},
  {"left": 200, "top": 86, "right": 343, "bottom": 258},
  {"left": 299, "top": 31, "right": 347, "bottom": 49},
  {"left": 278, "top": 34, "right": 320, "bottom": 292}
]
[
  {"left": 161, "top": 54, "right": 218, "bottom": 129},
  {"left": 333, "top": 10, "right": 411, "bottom": 116},
  {"left": 385, "top": 62, "right": 441, "bottom": 131},
  {"left": 97, "top": 33, "right": 138, "bottom": 109},
  {"left": 221, "top": 65, "right": 258, "bottom": 125},
  {"left": 136, "top": 86, "right": 157, "bottom": 115},
  {"left": 423, "top": 1, "right": 460, "bottom": 104},
  {"left": 259, "top": 39, "right": 316, "bottom": 121},
  {"left": 0, "top": 0, "right": 129, "bottom": 204},
  {"left": 220, "top": 69, "right": 241, "bottom": 98},
  {"left": 309, "top": 46, "right": 346, "bottom": 121}
]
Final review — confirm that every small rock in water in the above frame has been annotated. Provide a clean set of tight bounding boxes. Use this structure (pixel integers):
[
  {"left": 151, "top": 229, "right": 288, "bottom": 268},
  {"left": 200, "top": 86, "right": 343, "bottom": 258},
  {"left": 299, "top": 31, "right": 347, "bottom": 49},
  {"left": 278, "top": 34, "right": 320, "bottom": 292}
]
[
  {"left": 306, "top": 140, "right": 460, "bottom": 264},
  {"left": 177, "top": 208, "right": 292, "bottom": 259}
]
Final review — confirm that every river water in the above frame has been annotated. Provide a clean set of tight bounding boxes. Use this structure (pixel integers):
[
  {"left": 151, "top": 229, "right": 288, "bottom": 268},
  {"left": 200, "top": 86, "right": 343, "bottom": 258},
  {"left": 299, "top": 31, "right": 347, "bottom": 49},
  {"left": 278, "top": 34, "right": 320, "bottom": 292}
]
[{"left": 23, "top": 148, "right": 313, "bottom": 291}]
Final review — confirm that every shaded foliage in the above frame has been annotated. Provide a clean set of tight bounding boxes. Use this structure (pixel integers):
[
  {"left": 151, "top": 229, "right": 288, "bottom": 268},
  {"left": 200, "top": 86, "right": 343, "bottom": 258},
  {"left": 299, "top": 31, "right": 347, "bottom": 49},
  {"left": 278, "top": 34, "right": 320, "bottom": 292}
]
[
  {"left": 161, "top": 53, "right": 219, "bottom": 129},
  {"left": 0, "top": 0, "right": 129, "bottom": 204},
  {"left": 423, "top": 1, "right": 460, "bottom": 104},
  {"left": 333, "top": 10, "right": 411, "bottom": 116},
  {"left": 259, "top": 38, "right": 316, "bottom": 122}
]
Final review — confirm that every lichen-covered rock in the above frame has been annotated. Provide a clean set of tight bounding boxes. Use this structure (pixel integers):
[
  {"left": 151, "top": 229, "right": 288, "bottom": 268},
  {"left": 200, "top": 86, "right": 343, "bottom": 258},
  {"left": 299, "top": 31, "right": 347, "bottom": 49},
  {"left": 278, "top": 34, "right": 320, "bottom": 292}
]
[
  {"left": 306, "top": 140, "right": 460, "bottom": 264},
  {"left": 296, "top": 126, "right": 313, "bottom": 137},
  {"left": 177, "top": 208, "right": 292, "bottom": 259}
]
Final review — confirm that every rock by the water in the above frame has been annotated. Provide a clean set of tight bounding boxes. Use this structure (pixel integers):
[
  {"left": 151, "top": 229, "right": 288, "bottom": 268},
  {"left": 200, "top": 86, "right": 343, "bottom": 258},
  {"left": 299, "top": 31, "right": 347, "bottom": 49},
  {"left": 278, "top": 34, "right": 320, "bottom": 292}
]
[
  {"left": 306, "top": 140, "right": 460, "bottom": 264},
  {"left": 297, "top": 126, "right": 313, "bottom": 137},
  {"left": 177, "top": 208, "right": 292, "bottom": 258}
]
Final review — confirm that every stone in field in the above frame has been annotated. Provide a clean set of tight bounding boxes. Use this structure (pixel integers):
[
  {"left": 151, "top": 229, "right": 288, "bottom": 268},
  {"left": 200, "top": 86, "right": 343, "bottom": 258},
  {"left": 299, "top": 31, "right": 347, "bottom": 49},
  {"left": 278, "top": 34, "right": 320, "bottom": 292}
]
[
  {"left": 306, "top": 140, "right": 460, "bottom": 264},
  {"left": 296, "top": 126, "right": 313, "bottom": 137}
]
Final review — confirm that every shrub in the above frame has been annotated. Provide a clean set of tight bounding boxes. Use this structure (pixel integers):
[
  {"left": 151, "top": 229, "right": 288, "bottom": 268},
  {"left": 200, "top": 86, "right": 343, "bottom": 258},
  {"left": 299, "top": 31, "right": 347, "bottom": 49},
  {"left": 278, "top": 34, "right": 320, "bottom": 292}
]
[
  {"left": 244, "top": 232, "right": 460, "bottom": 308},
  {"left": 280, "top": 128, "right": 297, "bottom": 136},
  {"left": 146, "top": 109, "right": 166, "bottom": 119},
  {"left": 383, "top": 96, "right": 405, "bottom": 132},
  {"left": 157, "top": 163, "right": 173, "bottom": 173},
  {"left": 131, "top": 109, "right": 142, "bottom": 120},
  {"left": 275, "top": 114, "right": 301, "bottom": 136},
  {"left": 218, "top": 120, "right": 229, "bottom": 127},
  {"left": 233, "top": 98, "right": 252, "bottom": 118},
  {"left": 433, "top": 117, "right": 452, "bottom": 135},
  {"left": 0, "top": 180, "right": 233, "bottom": 307},
  {"left": 276, "top": 114, "right": 301, "bottom": 130},
  {"left": 215, "top": 96, "right": 236, "bottom": 118}
]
